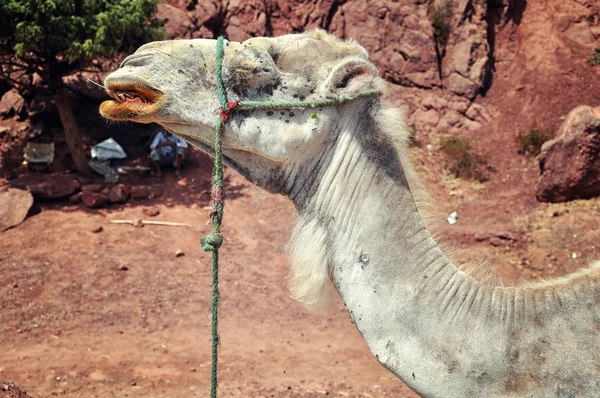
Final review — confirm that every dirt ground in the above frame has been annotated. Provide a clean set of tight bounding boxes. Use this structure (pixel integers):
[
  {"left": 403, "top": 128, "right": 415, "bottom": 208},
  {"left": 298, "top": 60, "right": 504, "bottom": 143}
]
[
  {"left": 0, "top": 155, "right": 421, "bottom": 398},
  {"left": 2, "top": 139, "right": 600, "bottom": 398}
]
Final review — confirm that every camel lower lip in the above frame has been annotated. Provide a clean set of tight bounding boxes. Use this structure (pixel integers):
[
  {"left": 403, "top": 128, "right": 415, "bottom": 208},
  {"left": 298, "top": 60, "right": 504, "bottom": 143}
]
[
  {"left": 99, "top": 98, "right": 160, "bottom": 121},
  {"left": 100, "top": 82, "right": 163, "bottom": 121}
]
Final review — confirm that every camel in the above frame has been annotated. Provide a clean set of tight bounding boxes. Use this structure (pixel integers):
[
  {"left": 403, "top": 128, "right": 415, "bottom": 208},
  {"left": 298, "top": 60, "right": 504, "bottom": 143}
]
[{"left": 99, "top": 30, "right": 600, "bottom": 398}]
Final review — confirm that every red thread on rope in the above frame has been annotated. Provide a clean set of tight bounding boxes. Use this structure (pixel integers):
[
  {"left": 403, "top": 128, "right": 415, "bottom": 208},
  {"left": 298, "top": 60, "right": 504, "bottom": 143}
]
[
  {"left": 219, "top": 100, "right": 240, "bottom": 124},
  {"left": 209, "top": 185, "right": 224, "bottom": 217}
]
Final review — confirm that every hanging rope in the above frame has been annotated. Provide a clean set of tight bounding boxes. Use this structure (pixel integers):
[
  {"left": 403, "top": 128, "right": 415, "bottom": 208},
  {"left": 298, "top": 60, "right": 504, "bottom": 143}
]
[
  {"left": 200, "top": 35, "right": 228, "bottom": 398},
  {"left": 201, "top": 35, "right": 382, "bottom": 398}
]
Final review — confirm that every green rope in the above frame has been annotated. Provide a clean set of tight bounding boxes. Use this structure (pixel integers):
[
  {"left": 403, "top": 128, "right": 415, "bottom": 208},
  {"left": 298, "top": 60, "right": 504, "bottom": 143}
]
[
  {"left": 237, "top": 89, "right": 383, "bottom": 110},
  {"left": 201, "top": 35, "right": 382, "bottom": 398},
  {"left": 201, "top": 35, "right": 227, "bottom": 398}
]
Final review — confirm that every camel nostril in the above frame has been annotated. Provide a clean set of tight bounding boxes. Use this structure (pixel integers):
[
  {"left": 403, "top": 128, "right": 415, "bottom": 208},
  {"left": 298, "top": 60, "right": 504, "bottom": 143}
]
[{"left": 120, "top": 53, "right": 155, "bottom": 69}]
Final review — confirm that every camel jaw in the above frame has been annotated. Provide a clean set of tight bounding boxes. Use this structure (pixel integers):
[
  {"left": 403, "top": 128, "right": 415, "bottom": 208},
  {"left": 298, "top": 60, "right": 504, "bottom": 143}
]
[{"left": 100, "top": 78, "right": 164, "bottom": 123}]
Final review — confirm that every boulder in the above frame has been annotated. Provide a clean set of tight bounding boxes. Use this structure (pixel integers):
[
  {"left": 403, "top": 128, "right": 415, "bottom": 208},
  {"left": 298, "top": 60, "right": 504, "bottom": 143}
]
[
  {"left": 81, "top": 191, "right": 110, "bottom": 208},
  {"left": 412, "top": 108, "right": 440, "bottom": 127},
  {"left": 9, "top": 174, "right": 81, "bottom": 200},
  {"left": 82, "top": 184, "right": 104, "bottom": 193},
  {"left": 0, "top": 188, "right": 34, "bottom": 232},
  {"left": 130, "top": 185, "right": 151, "bottom": 200},
  {"left": 109, "top": 184, "right": 129, "bottom": 204},
  {"left": 448, "top": 73, "right": 479, "bottom": 99},
  {"left": 0, "top": 89, "right": 26, "bottom": 118},
  {"left": 537, "top": 105, "right": 600, "bottom": 202},
  {"left": 69, "top": 192, "right": 82, "bottom": 204}
]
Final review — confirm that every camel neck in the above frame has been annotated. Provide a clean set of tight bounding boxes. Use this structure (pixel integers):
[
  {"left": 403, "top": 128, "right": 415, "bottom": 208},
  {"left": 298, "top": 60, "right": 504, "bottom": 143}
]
[
  {"left": 283, "top": 104, "right": 600, "bottom": 397},
  {"left": 288, "top": 107, "right": 567, "bottom": 397}
]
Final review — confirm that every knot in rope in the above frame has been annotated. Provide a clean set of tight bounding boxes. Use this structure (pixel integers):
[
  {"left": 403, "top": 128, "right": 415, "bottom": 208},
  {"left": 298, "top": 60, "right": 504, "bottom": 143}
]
[
  {"left": 219, "top": 100, "right": 240, "bottom": 124},
  {"left": 201, "top": 232, "right": 223, "bottom": 252}
]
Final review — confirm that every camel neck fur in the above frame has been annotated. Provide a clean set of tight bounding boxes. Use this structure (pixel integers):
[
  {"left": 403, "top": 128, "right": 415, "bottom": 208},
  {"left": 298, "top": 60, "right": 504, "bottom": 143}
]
[{"left": 286, "top": 101, "right": 600, "bottom": 398}]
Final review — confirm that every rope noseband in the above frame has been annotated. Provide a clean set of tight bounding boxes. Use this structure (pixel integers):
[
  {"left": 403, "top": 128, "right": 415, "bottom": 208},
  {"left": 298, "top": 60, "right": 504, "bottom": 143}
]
[{"left": 201, "top": 35, "right": 381, "bottom": 398}]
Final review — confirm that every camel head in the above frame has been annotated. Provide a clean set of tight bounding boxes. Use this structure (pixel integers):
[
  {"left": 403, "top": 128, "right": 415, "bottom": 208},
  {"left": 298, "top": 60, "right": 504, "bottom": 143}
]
[{"left": 100, "top": 30, "right": 383, "bottom": 192}]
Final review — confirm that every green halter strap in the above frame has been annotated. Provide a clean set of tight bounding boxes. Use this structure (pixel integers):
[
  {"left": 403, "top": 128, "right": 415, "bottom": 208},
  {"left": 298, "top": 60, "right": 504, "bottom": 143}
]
[{"left": 201, "top": 35, "right": 382, "bottom": 398}]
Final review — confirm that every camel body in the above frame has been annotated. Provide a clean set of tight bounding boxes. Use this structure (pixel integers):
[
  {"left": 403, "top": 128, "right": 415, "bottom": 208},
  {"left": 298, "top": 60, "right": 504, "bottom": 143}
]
[{"left": 100, "top": 31, "right": 600, "bottom": 398}]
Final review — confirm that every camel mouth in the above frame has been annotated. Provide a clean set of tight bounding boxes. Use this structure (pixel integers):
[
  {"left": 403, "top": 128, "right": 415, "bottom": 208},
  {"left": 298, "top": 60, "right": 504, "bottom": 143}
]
[{"left": 100, "top": 82, "right": 163, "bottom": 122}]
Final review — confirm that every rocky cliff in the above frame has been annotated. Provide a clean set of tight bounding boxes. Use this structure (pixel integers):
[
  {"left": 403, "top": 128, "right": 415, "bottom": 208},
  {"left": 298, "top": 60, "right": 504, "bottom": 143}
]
[{"left": 155, "top": 0, "right": 598, "bottom": 138}]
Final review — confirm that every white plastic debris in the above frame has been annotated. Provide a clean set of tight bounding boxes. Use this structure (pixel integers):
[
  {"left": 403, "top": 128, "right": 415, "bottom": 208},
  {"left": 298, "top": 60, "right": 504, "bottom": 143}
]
[
  {"left": 91, "top": 138, "right": 127, "bottom": 160},
  {"left": 447, "top": 211, "right": 458, "bottom": 225}
]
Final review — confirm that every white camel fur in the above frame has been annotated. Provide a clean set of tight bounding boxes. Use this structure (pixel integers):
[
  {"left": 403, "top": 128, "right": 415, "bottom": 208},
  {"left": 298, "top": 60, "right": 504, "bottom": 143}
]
[{"left": 100, "top": 30, "right": 600, "bottom": 398}]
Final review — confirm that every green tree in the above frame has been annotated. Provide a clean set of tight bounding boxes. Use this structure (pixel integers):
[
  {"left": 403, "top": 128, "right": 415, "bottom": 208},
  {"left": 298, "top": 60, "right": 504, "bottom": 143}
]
[{"left": 0, "top": 0, "right": 164, "bottom": 174}]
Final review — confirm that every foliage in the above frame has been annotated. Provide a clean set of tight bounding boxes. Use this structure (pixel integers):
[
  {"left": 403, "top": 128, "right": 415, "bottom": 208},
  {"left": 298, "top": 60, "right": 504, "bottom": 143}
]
[
  {"left": 428, "top": 2, "right": 451, "bottom": 46},
  {"left": 516, "top": 127, "right": 554, "bottom": 156},
  {"left": 590, "top": 48, "right": 600, "bottom": 66},
  {"left": 0, "top": 0, "right": 165, "bottom": 85},
  {"left": 440, "top": 136, "right": 489, "bottom": 182}
]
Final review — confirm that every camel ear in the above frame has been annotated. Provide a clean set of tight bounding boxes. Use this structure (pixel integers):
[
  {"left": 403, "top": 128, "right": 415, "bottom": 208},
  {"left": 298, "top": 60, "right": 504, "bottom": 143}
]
[
  {"left": 224, "top": 45, "right": 281, "bottom": 90},
  {"left": 320, "top": 58, "right": 378, "bottom": 95}
]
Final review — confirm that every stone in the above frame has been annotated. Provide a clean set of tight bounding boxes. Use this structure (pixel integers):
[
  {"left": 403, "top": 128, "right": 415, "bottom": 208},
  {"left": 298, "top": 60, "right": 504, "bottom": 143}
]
[
  {"left": 469, "top": 57, "right": 489, "bottom": 83},
  {"left": 130, "top": 186, "right": 151, "bottom": 200},
  {"left": 158, "top": 4, "right": 192, "bottom": 38},
  {"left": 0, "top": 89, "right": 26, "bottom": 118},
  {"left": 0, "top": 188, "right": 34, "bottom": 232},
  {"left": 448, "top": 73, "right": 479, "bottom": 99},
  {"left": 449, "top": 98, "right": 472, "bottom": 114},
  {"left": 438, "top": 110, "right": 462, "bottom": 127},
  {"left": 69, "top": 192, "right": 82, "bottom": 204},
  {"left": 465, "top": 103, "right": 491, "bottom": 122},
  {"left": 9, "top": 174, "right": 81, "bottom": 200},
  {"left": 537, "top": 105, "right": 600, "bottom": 202},
  {"left": 0, "top": 381, "right": 33, "bottom": 398},
  {"left": 143, "top": 207, "right": 160, "bottom": 217},
  {"left": 82, "top": 184, "right": 104, "bottom": 193},
  {"left": 463, "top": 119, "right": 483, "bottom": 131},
  {"left": 81, "top": 191, "right": 110, "bottom": 208},
  {"left": 564, "top": 20, "right": 595, "bottom": 46},
  {"left": 447, "top": 211, "right": 458, "bottom": 225},
  {"left": 175, "top": 249, "right": 185, "bottom": 257},
  {"left": 450, "top": 40, "right": 473, "bottom": 76},
  {"left": 148, "top": 188, "right": 163, "bottom": 199},
  {"left": 109, "top": 184, "right": 129, "bottom": 204},
  {"left": 421, "top": 95, "right": 449, "bottom": 110},
  {"left": 412, "top": 108, "right": 440, "bottom": 128},
  {"left": 91, "top": 226, "right": 103, "bottom": 233}
]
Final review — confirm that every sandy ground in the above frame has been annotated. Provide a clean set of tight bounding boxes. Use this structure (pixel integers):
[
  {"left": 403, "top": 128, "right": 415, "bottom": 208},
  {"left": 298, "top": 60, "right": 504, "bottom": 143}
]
[{"left": 0, "top": 160, "right": 420, "bottom": 398}]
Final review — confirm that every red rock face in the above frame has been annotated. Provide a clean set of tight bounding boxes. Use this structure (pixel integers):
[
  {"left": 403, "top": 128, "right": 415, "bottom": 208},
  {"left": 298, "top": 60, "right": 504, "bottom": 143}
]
[
  {"left": 161, "top": 0, "right": 491, "bottom": 95},
  {"left": 154, "top": 0, "right": 544, "bottom": 138},
  {"left": 537, "top": 106, "right": 600, "bottom": 202}
]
